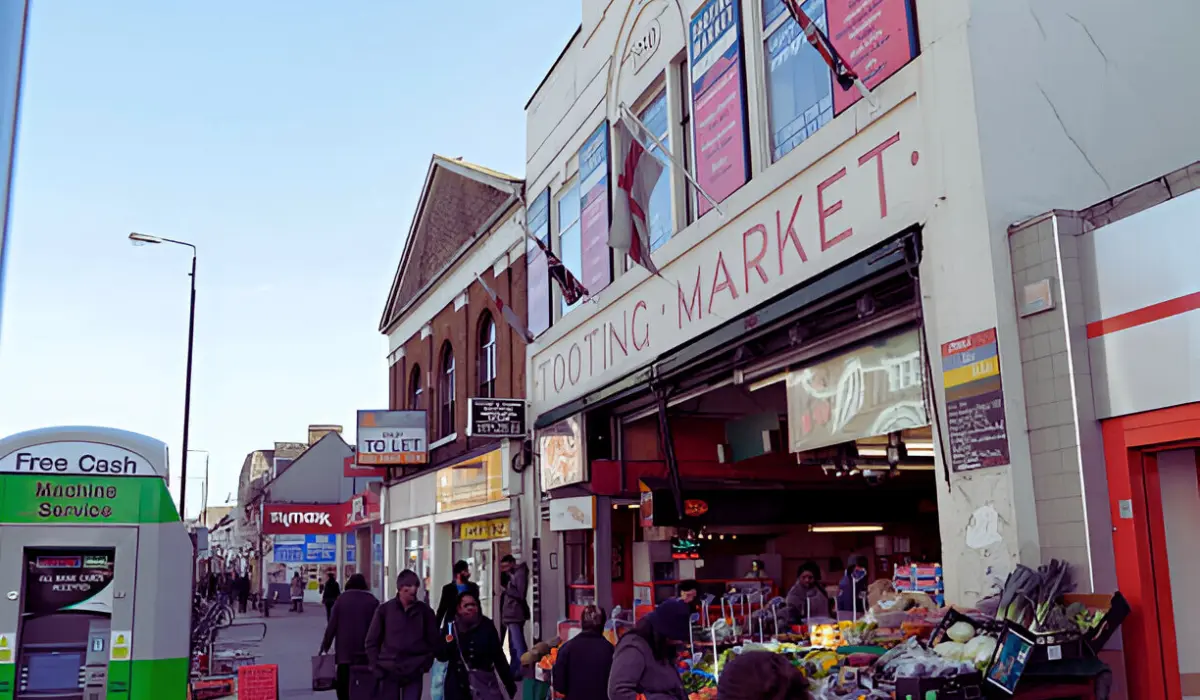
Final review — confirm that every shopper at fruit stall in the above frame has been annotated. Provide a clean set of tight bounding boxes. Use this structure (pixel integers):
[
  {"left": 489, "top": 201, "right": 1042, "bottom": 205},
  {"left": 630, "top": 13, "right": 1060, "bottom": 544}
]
[
  {"left": 608, "top": 599, "right": 690, "bottom": 700},
  {"left": 835, "top": 556, "right": 869, "bottom": 618},
  {"left": 717, "top": 651, "right": 811, "bottom": 700},
  {"left": 551, "top": 605, "right": 613, "bottom": 700},
  {"left": 785, "top": 562, "right": 829, "bottom": 624},
  {"left": 677, "top": 580, "right": 702, "bottom": 615},
  {"left": 436, "top": 590, "right": 517, "bottom": 700}
]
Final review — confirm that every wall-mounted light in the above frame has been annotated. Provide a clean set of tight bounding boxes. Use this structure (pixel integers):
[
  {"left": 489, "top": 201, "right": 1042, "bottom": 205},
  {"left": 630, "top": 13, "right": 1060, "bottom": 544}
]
[{"left": 809, "top": 524, "right": 884, "bottom": 533}]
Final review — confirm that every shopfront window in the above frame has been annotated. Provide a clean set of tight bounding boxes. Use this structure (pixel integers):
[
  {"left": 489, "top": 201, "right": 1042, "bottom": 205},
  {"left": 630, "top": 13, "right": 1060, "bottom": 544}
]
[
  {"left": 436, "top": 451, "right": 504, "bottom": 513},
  {"left": 564, "top": 529, "right": 596, "bottom": 619},
  {"left": 639, "top": 91, "right": 673, "bottom": 251},
  {"left": 403, "top": 526, "right": 430, "bottom": 594},
  {"left": 763, "top": 0, "right": 834, "bottom": 162}
]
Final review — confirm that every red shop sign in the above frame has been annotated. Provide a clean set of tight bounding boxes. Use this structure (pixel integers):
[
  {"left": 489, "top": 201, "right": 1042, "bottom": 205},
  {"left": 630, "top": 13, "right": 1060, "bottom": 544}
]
[{"left": 262, "top": 503, "right": 344, "bottom": 535}]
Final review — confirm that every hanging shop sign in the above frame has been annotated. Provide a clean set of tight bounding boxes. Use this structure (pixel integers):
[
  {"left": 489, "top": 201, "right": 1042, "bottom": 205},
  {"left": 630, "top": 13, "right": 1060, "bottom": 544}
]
[
  {"left": 344, "top": 451, "right": 387, "bottom": 479},
  {"left": 549, "top": 495, "right": 596, "bottom": 532},
  {"left": 343, "top": 490, "right": 380, "bottom": 529},
  {"left": 786, "top": 328, "right": 929, "bottom": 453},
  {"left": 461, "top": 517, "right": 510, "bottom": 541},
  {"left": 579, "top": 122, "right": 613, "bottom": 294},
  {"left": 0, "top": 475, "right": 177, "bottom": 525},
  {"left": 689, "top": 0, "right": 751, "bottom": 216},
  {"left": 467, "top": 398, "right": 527, "bottom": 438},
  {"left": 539, "top": 416, "right": 585, "bottom": 491},
  {"left": 529, "top": 100, "right": 927, "bottom": 415},
  {"left": 356, "top": 410, "right": 427, "bottom": 465},
  {"left": 941, "top": 328, "right": 1011, "bottom": 471},
  {"left": 24, "top": 548, "right": 115, "bottom": 617},
  {"left": 262, "top": 504, "right": 342, "bottom": 535},
  {"left": 0, "top": 441, "right": 159, "bottom": 477}
]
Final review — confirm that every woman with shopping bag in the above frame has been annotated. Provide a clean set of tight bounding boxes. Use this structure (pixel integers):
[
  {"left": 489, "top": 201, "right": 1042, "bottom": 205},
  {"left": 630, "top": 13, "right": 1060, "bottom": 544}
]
[
  {"left": 319, "top": 574, "right": 380, "bottom": 700},
  {"left": 436, "top": 590, "right": 517, "bottom": 700}
]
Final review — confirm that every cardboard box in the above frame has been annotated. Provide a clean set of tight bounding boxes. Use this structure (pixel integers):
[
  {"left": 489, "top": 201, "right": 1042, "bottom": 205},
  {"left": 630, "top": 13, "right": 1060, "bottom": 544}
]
[{"left": 895, "top": 671, "right": 983, "bottom": 700}]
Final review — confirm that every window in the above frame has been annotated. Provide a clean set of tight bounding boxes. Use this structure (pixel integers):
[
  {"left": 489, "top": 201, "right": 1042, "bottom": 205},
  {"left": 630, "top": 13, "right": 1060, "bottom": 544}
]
[
  {"left": 678, "top": 60, "right": 696, "bottom": 226},
  {"left": 526, "top": 189, "right": 552, "bottom": 336},
  {"left": 408, "top": 365, "right": 423, "bottom": 410},
  {"left": 403, "top": 526, "right": 430, "bottom": 597},
  {"left": 557, "top": 183, "right": 582, "bottom": 315},
  {"left": 763, "top": 0, "right": 834, "bottom": 162},
  {"left": 439, "top": 343, "right": 455, "bottom": 437},
  {"left": 477, "top": 313, "right": 496, "bottom": 398},
  {"left": 639, "top": 91, "right": 673, "bottom": 251}
]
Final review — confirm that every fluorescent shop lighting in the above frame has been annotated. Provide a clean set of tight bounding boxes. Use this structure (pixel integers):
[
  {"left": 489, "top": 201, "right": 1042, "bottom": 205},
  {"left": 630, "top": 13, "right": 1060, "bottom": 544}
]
[
  {"left": 895, "top": 463, "right": 936, "bottom": 471},
  {"left": 809, "top": 524, "right": 884, "bottom": 533}
]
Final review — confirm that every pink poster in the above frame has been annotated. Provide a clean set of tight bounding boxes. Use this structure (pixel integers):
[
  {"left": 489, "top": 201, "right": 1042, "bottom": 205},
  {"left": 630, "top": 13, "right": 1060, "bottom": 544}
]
[
  {"left": 828, "top": 0, "right": 918, "bottom": 113},
  {"left": 690, "top": 0, "right": 750, "bottom": 217},
  {"left": 579, "top": 123, "right": 612, "bottom": 294}
]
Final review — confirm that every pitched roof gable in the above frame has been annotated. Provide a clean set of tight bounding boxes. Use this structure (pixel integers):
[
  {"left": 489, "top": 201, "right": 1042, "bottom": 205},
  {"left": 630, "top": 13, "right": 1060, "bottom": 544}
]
[{"left": 379, "top": 155, "right": 524, "bottom": 333}]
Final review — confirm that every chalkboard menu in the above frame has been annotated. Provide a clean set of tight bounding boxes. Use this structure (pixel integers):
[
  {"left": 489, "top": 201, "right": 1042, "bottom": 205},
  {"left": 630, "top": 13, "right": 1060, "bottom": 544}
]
[
  {"left": 941, "top": 328, "right": 1011, "bottom": 471},
  {"left": 467, "top": 398, "right": 526, "bottom": 438}
]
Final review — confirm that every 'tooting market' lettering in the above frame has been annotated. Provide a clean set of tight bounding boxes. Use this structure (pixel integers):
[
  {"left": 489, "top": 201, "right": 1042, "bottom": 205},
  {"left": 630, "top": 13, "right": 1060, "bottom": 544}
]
[{"left": 535, "top": 131, "right": 909, "bottom": 404}]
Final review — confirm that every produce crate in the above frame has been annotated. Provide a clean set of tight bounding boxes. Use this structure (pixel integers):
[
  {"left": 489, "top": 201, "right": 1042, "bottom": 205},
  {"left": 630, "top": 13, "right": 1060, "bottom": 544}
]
[
  {"left": 928, "top": 609, "right": 1003, "bottom": 648},
  {"left": 1030, "top": 628, "right": 1086, "bottom": 663},
  {"left": 895, "top": 671, "right": 983, "bottom": 700},
  {"left": 1062, "top": 591, "right": 1129, "bottom": 654}
]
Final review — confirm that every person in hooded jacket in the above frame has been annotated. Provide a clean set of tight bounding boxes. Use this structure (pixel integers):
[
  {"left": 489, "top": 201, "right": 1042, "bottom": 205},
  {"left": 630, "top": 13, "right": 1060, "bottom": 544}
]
[
  {"left": 499, "top": 554, "right": 530, "bottom": 680},
  {"left": 552, "top": 604, "right": 613, "bottom": 700},
  {"left": 835, "top": 556, "right": 869, "bottom": 618},
  {"left": 608, "top": 599, "right": 690, "bottom": 700},
  {"left": 319, "top": 573, "right": 380, "bottom": 700},
  {"left": 436, "top": 590, "right": 517, "bottom": 700}
]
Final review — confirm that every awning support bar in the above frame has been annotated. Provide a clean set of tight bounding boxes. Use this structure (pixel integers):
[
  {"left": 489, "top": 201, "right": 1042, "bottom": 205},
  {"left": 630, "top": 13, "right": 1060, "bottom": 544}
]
[{"left": 653, "top": 384, "right": 686, "bottom": 519}]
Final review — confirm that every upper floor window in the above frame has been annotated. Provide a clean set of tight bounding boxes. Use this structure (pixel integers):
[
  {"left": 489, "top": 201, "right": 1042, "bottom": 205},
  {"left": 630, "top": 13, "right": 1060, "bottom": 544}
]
[
  {"left": 478, "top": 313, "right": 497, "bottom": 398},
  {"left": 409, "top": 365, "right": 422, "bottom": 410},
  {"left": 763, "top": 0, "right": 834, "bottom": 162},
  {"left": 638, "top": 91, "right": 673, "bottom": 251},
  {"left": 557, "top": 183, "right": 582, "bottom": 316},
  {"left": 439, "top": 343, "right": 455, "bottom": 437},
  {"left": 526, "top": 189, "right": 553, "bottom": 336}
]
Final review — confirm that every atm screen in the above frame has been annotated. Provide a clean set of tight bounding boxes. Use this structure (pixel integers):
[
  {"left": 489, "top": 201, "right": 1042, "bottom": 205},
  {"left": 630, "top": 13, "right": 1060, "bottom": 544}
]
[{"left": 24, "top": 651, "right": 83, "bottom": 692}]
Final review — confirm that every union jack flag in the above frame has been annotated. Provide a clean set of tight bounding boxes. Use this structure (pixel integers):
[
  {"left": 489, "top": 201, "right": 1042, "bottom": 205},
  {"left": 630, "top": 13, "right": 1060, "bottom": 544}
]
[
  {"left": 782, "top": 0, "right": 859, "bottom": 92},
  {"left": 528, "top": 234, "right": 589, "bottom": 306}
]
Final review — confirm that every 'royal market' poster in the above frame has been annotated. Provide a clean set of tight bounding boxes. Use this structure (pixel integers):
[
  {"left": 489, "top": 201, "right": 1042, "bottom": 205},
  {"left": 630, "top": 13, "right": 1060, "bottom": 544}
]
[{"left": 689, "top": 0, "right": 750, "bottom": 217}]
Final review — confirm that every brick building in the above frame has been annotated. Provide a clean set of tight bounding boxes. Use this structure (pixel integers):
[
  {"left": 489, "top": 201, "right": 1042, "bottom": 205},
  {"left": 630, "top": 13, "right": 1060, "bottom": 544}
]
[{"left": 376, "top": 155, "right": 535, "bottom": 622}]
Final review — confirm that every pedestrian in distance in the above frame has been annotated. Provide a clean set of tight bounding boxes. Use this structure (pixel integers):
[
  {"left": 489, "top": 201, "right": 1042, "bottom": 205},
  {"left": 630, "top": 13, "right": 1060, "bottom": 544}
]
[
  {"left": 365, "top": 569, "right": 440, "bottom": 700},
  {"left": 552, "top": 605, "right": 613, "bottom": 700},
  {"left": 437, "top": 590, "right": 517, "bottom": 700},
  {"left": 498, "top": 554, "right": 530, "bottom": 681},
  {"left": 291, "top": 572, "right": 305, "bottom": 613},
  {"left": 236, "top": 573, "right": 251, "bottom": 615},
  {"left": 436, "top": 560, "right": 480, "bottom": 628},
  {"left": 320, "top": 573, "right": 380, "bottom": 700},
  {"left": 608, "top": 600, "right": 690, "bottom": 700},
  {"left": 323, "top": 573, "right": 342, "bottom": 622}
]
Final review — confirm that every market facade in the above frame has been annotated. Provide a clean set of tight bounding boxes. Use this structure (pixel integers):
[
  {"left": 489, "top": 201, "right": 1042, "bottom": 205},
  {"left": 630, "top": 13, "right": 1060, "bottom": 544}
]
[
  {"left": 375, "top": 155, "right": 538, "bottom": 626},
  {"left": 518, "top": 0, "right": 1200, "bottom": 696}
]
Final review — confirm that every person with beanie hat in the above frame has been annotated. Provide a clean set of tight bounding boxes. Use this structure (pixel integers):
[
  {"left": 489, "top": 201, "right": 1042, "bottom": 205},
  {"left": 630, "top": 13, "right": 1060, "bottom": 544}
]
[{"left": 608, "top": 600, "right": 689, "bottom": 700}]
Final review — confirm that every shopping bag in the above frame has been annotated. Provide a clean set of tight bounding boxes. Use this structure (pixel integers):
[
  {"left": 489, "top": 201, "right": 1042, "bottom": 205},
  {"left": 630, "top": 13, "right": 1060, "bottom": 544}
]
[
  {"left": 431, "top": 659, "right": 448, "bottom": 700},
  {"left": 312, "top": 654, "right": 337, "bottom": 691}
]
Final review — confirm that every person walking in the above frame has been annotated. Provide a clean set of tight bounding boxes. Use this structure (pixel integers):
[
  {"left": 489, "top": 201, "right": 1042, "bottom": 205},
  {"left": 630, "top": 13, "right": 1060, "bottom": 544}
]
[
  {"left": 291, "top": 572, "right": 305, "bottom": 613},
  {"left": 320, "top": 573, "right": 380, "bottom": 700},
  {"left": 552, "top": 605, "right": 613, "bottom": 700},
  {"left": 498, "top": 554, "right": 529, "bottom": 680},
  {"left": 364, "top": 569, "right": 440, "bottom": 700},
  {"left": 437, "top": 590, "right": 517, "bottom": 700},
  {"left": 436, "top": 561, "right": 480, "bottom": 628},
  {"left": 322, "top": 573, "right": 342, "bottom": 622},
  {"left": 236, "top": 573, "right": 251, "bottom": 615},
  {"left": 608, "top": 600, "right": 690, "bottom": 700}
]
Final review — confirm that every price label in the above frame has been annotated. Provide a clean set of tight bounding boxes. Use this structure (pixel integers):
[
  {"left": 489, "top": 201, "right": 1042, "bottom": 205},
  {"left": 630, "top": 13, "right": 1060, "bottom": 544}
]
[{"left": 1046, "top": 644, "right": 1062, "bottom": 661}]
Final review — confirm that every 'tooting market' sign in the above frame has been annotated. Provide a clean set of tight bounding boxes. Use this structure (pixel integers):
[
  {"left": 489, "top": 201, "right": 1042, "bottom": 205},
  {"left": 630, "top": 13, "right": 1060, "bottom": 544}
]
[{"left": 529, "top": 99, "right": 927, "bottom": 415}]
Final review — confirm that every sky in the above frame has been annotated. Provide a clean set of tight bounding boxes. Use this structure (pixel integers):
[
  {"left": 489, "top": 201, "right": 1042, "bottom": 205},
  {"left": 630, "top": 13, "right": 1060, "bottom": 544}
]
[{"left": 0, "top": 1, "right": 580, "bottom": 518}]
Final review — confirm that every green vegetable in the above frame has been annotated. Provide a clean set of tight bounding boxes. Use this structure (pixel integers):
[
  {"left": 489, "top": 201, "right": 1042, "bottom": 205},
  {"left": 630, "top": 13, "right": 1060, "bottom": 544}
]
[{"left": 947, "top": 621, "right": 975, "bottom": 643}]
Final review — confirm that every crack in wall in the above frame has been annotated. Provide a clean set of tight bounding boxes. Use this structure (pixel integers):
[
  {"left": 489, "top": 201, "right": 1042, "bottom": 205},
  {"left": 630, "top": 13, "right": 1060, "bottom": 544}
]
[
  {"left": 1036, "top": 84, "right": 1110, "bottom": 190},
  {"left": 1064, "top": 13, "right": 1110, "bottom": 66}
]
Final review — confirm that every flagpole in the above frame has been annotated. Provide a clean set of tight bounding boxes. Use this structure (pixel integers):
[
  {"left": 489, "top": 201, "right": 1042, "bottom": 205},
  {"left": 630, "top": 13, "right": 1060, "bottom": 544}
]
[{"left": 619, "top": 103, "right": 725, "bottom": 218}]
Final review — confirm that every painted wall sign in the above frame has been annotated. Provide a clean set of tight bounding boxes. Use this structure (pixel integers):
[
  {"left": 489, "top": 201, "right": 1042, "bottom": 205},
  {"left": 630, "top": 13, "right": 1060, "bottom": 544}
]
[
  {"left": 530, "top": 101, "right": 926, "bottom": 415},
  {"left": 0, "top": 441, "right": 157, "bottom": 477},
  {"left": 628, "top": 17, "right": 662, "bottom": 74},
  {"left": 467, "top": 398, "right": 527, "bottom": 438},
  {"left": 578, "top": 123, "right": 613, "bottom": 295},
  {"left": 0, "top": 475, "right": 177, "bottom": 524},
  {"left": 460, "top": 517, "right": 510, "bottom": 541},
  {"left": 942, "top": 328, "right": 1011, "bottom": 471},
  {"left": 827, "top": 0, "right": 919, "bottom": 113},
  {"left": 356, "top": 410, "right": 427, "bottom": 465},
  {"left": 689, "top": 0, "right": 751, "bottom": 216},
  {"left": 262, "top": 504, "right": 342, "bottom": 535},
  {"left": 549, "top": 495, "right": 596, "bottom": 532}
]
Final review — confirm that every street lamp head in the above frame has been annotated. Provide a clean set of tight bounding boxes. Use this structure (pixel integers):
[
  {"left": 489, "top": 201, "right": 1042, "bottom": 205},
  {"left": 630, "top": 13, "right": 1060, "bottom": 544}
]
[{"left": 129, "top": 232, "right": 163, "bottom": 246}]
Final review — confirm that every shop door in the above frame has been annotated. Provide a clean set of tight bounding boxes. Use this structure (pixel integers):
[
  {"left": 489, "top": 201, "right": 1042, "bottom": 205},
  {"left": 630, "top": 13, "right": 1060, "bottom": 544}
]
[
  {"left": 1155, "top": 450, "right": 1200, "bottom": 698},
  {"left": 0, "top": 526, "right": 138, "bottom": 700},
  {"left": 471, "top": 542, "right": 494, "bottom": 625}
]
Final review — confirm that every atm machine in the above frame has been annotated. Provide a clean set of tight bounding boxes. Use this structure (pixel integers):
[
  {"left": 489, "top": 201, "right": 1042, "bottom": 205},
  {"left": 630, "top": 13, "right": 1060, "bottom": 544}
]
[{"left": 0, "top": 427, "right": 192, "bottom": 700}]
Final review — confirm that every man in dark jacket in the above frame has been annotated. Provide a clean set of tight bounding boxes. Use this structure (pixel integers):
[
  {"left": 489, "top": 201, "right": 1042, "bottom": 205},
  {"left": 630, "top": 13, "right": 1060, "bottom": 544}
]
[
  {"left": 321, "top": 573, "right": 341, "bottom": 621},
  {"left": 435, "top": 560, "right": 480, "bottom": 628},
  {"left": 552, "top": 605, "right": 613, "bottom": 700},
  {"left": 499, "top": 554, "right": 530, "bottom": 680},
  {"left": 320, "top": 574, "right": 380, "bottom": 700},
  {"left": 364, "top": 569, "right": 439, "bottom": 700}
]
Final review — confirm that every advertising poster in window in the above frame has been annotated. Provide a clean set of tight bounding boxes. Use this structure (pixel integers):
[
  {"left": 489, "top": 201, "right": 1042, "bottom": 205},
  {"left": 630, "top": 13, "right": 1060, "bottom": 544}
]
[
  {"left": 24, "top": 549, "right": 115, "bottom": 617},
  {"left": 526, "top": 189, "right": 552, "bottom": 336},
  {"left": 689, "top": 0, "right": 750, "bottom": 217},
  {"left": 827, "top": 0, "right": 918, "bottom": 113},
  {"left": 578, "top": 123, "right": 612, "bottom": 294}
]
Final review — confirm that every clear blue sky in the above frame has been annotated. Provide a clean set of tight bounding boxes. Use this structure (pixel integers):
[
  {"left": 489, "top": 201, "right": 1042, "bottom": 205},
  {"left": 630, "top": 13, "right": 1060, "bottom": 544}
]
[{"left": 0, "top": 1, "right": 580, "bottom": 517}]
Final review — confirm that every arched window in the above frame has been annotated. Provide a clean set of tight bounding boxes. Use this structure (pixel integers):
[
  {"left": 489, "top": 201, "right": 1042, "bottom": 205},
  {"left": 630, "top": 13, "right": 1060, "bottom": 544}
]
[
  {"left": 439, "top": 342, "right": 456, "bottom": 437},
  {"left": 408, "top": 365, "right": 422, "bottom": 410},
  {"left": 478, "top": 313, "right": 497, "bottom": 398}
]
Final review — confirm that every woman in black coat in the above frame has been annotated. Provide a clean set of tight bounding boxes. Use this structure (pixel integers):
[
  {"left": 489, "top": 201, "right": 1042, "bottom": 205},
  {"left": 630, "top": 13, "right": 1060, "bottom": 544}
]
[
  {"left": 436, "top": 591, "right": 517, "bottom": 700},
  {"left": 552, "top": 605, "right": 613, "bottom": 700},
  {"left": 319, "top": 574, "right": 380, "bottom": 700}
]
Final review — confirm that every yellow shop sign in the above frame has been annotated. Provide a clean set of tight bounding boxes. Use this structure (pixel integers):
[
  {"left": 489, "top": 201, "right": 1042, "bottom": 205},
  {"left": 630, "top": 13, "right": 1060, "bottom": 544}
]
[{"left": 461, "top": 517, "right": 509, "bottom": 541}]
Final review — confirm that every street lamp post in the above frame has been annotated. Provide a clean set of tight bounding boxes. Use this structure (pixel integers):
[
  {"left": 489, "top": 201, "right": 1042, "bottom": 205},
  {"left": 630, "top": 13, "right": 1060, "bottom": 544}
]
[{"left": 130, "top": 232, "right": 197, "bottom": 520}]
